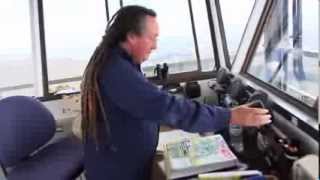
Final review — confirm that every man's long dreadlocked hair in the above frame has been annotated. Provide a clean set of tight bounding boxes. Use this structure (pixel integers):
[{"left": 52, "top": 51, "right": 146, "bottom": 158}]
[{"left": 81, "top": 6, "right": 156, "bottom": 143}]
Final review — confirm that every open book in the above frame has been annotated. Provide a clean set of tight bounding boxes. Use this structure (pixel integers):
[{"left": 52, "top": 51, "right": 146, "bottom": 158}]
[
  {"left": 164, "top": 134, "right": 238, "bottom": 179},
  {"left": 157, "top": 130, "right": 200, "bottom": 152}
]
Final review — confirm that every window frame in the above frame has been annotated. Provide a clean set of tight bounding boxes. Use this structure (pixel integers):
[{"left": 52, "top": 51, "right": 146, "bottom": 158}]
[
  {"left": 0, "top": 0, "right": 228, "bottom": 100},
  {"left": 212, "top": 0, "right": 231, "bottom": 69},
  {"left": 231, "top": 0, "right": 318, "bottom": 128},
  {"left": 217, "top": 0, "right": 257, "bottom": 70},
  {"left": 121, "top": 0, "right": 219, "bottom": 74}
]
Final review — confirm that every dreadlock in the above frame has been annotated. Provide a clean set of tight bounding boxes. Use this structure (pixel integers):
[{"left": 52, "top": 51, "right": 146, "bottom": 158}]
[{"left": 81, "top": 5, "right": 156, "bottom": 144}]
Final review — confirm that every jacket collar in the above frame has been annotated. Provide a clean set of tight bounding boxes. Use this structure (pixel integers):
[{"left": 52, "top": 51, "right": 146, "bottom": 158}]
[{"left": 113, "top": 46, "right": 142, "bottom": 72}]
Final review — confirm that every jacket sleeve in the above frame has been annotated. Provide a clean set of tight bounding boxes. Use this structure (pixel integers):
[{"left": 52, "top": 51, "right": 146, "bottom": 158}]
[{"left": 100, "top": 60, "right": 231, "bottom": 133}]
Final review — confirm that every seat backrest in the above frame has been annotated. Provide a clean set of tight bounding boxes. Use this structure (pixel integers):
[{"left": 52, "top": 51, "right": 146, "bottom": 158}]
[{"left": 0, "top": 96, "right": 56, "bottom": 168}]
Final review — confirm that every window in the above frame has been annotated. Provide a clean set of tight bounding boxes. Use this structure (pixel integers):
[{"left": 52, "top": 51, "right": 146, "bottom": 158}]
[
  {"left": 0, "top": 0, "right": 218, "bottom": 98},
  {"left": 191, "top": 0, "right": 215, "bottom": 72},
  {"left": 220, "top": 0, "right": 255, "bottom": 64},
  {"left": 0, "top": 1, "right": 37, "bottom": 97},
  {"left": 123, "top": 0, "right": 205, "bottom": 76},
  {"left": 108, "top": 0, "right": 121, "bottom": 19},
  {"left": 43, "top": 0, "right": 107, "bottom": 94},
  {"left": 247, "top": 0, "right": 319, "bottom": 108}
]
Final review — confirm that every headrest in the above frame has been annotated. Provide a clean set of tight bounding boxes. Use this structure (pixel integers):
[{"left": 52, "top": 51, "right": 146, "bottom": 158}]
[{"left": 0, "top": 96, "right": 56, "bottom": 167}]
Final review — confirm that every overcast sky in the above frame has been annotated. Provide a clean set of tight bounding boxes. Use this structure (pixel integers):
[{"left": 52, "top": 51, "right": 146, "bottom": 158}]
[{"left": 0, "top": 0, "right": 318, "bottom": 57}]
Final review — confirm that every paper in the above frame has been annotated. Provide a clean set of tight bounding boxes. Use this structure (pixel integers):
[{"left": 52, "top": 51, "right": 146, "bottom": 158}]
[{"left": 157, "top": 129, "right": 200, "bottom": 152}]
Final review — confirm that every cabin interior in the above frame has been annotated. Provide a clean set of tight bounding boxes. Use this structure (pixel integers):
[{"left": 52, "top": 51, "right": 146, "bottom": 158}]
[{"left": 0, "top": 0, "right": 319, "bottom": 179}]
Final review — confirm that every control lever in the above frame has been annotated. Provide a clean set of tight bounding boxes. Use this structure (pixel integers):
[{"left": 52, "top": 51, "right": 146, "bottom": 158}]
[
  {"left": 247, "top": 99, "right": 266, "bottom": 109},
  {"left": 246, "top": 100, "right": 300, "bottom": 179},
  {"left": 247, "top": 100, "right": 286, "bottom": 140},
  {"left": 248, "top": 100, "right": 273, "bottom": 127},
  {"left": 248, "top": 100, "right": 299, "bottom": 155}
]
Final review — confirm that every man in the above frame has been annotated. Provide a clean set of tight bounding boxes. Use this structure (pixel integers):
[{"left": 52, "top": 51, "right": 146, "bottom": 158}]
[{"left": 81, "top": 5, "right": 271, "bottom": 180}]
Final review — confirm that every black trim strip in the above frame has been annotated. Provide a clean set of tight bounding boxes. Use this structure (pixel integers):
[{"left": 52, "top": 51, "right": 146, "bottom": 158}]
[
  {"left": 105, "top": 0, "right": 110, "bottom": 21},
  {"left": 149, "top": 71, "right": 216, "bottom": 85},
  {"left": 187, "top": 0, "right": 201, "bottom": 71},
  {"left": 38, "top": 71, "right": 217, "bottom": 101},
  {"left": 215, "top": 0, "right": 231, "bottom": 69},
  {"left": 119, "top": 0, "right": 123, "bottom": 8},
  {"left": 205, "top": 0, "right": 220, "bottom": 70},
  {"left": 37, "top": 0, "right": 49, "bottom": 97},
  {"left": 1, "top": 68, "right": 217, "bottom": 98},
  {"left": 272, "top": 103, "right": 319, "bottom": 142},
  {"left": 297, "top": 114, "right": 319, "bottom": 142}
]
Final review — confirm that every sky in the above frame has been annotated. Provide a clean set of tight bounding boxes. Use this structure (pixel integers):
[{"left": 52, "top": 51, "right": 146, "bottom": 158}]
[
  {"left": 0, "top": 0, "right": 318, "bottom": 104},
  {"left": 0, "top": 0, "right": 318, "bottom": 58}
]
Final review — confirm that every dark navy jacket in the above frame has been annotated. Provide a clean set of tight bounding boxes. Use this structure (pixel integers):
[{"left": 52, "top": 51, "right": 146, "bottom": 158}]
[{"left": 84, "top": 47, "right": 231, "bottom": 180}]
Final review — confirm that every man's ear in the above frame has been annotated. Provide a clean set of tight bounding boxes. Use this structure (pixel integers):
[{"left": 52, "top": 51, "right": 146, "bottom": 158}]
[{"left": 126, "top": 32, "right": 138, "bottom": 45}]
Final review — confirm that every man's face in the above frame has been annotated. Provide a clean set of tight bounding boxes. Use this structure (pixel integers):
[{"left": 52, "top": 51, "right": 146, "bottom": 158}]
[{"left": 130, "top": 16, "right": 159, "bottom": 64}]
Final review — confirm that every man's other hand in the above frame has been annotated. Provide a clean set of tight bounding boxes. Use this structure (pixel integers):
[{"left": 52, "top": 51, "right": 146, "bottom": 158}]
[{"left": 230, "top": 104, "right": 272, "bottom": 127}]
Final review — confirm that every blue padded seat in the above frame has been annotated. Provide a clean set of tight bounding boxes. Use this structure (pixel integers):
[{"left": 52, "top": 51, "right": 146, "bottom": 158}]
[
  {"left": 0, "top": 96, "right": 83, "bottom": 180},
  {"left": 7, "top": 136, "right": 83, "bottom": 180}
]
